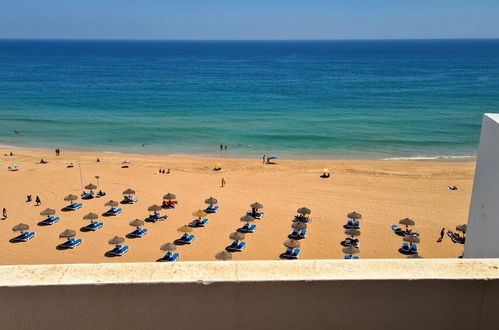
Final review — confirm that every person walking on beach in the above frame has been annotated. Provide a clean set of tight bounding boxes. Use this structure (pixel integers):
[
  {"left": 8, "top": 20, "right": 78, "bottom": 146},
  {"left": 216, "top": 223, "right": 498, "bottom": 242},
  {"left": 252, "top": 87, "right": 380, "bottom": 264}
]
[
  {"left": 221, "top": 178, "right": 226, "bottom": 188},
  {"left": 438, "top": 227, "right": 445, "bottom": 242},
  {"left": 262, "top": 155, "right": 266, "bottom": 163},
  {"left": 2, "top": 208, "right": 6, "bottom": 220},
  {"left": 35, "top": 196, "right": 41, "bottom": 206}
]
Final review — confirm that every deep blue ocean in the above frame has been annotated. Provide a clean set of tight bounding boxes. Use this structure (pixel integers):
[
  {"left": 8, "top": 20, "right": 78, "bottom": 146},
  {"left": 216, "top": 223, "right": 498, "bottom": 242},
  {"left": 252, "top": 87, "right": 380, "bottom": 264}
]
[{"left": 1, "top": 39, "right": 498, "bottom": 159}]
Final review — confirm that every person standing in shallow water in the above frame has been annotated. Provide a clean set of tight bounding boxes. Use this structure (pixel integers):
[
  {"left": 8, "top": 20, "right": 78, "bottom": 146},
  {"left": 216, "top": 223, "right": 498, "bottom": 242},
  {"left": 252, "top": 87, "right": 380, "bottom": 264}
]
[
  {"left": 224, "top": 144, "right": 227, "bottom": 150},
  {"left": 220, "top": 144, "right": 223, "bottom": 151}
]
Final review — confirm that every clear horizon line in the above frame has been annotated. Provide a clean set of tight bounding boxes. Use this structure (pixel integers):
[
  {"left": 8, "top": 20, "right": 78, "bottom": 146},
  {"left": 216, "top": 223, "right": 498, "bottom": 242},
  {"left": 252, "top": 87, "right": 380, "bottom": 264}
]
[{"left": 1, "top": 37, "right": 499, "bottom": 42}]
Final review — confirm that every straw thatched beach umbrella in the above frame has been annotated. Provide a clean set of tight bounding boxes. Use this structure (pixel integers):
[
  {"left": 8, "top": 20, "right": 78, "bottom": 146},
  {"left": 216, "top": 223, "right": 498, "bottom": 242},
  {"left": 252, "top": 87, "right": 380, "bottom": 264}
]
[
  {"left": 163, "top": 193, "right": 176, "bottom": 200},
  {"left": 229, "top": 232, "right": 245, "bottom": 241},
  {"left": 347, "top": 212, "right": 362, "bottom": 220},
  {"left": 215, "top": 251, "right": 232, "bottom": 261},
  {"left": 148, "top": 204, "right": 162, "bottom": 212},
  {"left": 345, "top": 228, "right": 361, "bottom": 237},
  {"left": 12, "top": 223, "right": 29, "bottom": 233},
  {"left": 40, "top": 208, "right": 56, "bottom": 216},
  {"left": 129, "top": 219, "right": 145, "bottom": 227},
  {"left": 342, "top": 246, "right": 360, "bottom": 255},
  {"left": 123, "top": 188, "right": 135, "bottom": 195},
  {"left": 108, "top": 236, "right": 125, "bottom": 245},
  {"left": 83, "top": 212, "right": 98, "bottom": 221},
  {"left": 284, "top": 239, "right": 300, "bottom": 249},
  {"left": 456, "top": 224, "right": 467, "bottom": 233},
  {"left": 84, "top": 183, "right": 97, "bottom": 191},
  {"left": 205, "top": 197, "right": 218, "bottom": 205},
  {"left": 64, "top": 194, "right": 78, "bottom": 204},
  {"left": 177, "top": 225, "right": 193, "bottom": 233},
  {"left": 160, "top": 243, "right": 177, "bottom": 252},
  {"left": 240, "top": 214, "right": 255, "bottom": 224},
  {"left": 192, "top": 210, "right": 208, "bottom": 219},
  {"left": 297, "top": 207, "right": 311, "bottom": 215},
  {"left": 399, "top": 218, "right": 415, "bottom": 226},
  {"left": 105, "top": 200, "right": 119, "bottom": 207},
  {"left": 250, "top": 202, "right": 263, "bottom": 210},
  {"left": 403, "top": 235, "right": 420, "bottom": 244},
  {"left": 292, "top": 222, "right": 308, "bottom": 230},
  {"left": 59, "top": 229, "right": 76, "bottom": 238}
]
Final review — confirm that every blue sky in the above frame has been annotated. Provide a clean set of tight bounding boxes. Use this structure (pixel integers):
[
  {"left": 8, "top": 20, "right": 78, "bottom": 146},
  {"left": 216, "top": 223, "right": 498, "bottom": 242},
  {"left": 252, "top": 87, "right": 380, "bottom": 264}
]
[{"left": 1, "top": 0, "right": 498, "bottom": 40}]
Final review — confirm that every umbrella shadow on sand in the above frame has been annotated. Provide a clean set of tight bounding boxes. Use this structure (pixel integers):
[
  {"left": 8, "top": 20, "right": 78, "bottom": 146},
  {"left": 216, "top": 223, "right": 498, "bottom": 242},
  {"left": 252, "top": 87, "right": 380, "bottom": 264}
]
[{"left": 173, "top": 239, "right": 189, "bottom": 246}]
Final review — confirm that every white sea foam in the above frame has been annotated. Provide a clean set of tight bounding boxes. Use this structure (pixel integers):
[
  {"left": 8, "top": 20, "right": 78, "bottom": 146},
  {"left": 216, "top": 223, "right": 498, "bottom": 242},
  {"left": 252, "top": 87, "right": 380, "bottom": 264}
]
[{"left": 382, "top": 155, "right": 476, "bottom": 161}]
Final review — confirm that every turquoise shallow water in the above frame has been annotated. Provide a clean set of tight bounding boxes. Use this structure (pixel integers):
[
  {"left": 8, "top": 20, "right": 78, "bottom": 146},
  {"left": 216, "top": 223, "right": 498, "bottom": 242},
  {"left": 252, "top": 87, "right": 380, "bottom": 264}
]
[{"left": 0, "top": 39, "right": 498, "bottom": 159}]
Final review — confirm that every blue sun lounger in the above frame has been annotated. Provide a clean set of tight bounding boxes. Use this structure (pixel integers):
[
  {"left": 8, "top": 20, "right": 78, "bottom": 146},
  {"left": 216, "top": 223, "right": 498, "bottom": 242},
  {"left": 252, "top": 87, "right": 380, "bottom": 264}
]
[
  {"left": 147, "top": 212, "right": 167, "bottom": 222},
  {"left": 12, "top": 231, "right": 36, "bottom": 242},
  {"left": 129, "top": 227, "right": 148, "bottom": 238},
  {"left": 346, "top": 220, "right": 354, "bottom": 228},
  {"left": 189, "top": 218, "right": 208, "bottom": 228},
  {"left": 283, "top": 248, "right": 301, "bottom": 259},
  {"left": 81, "top": 192, "right": 94, "bottom": 199},
  {"left": 178, "top": 234, "right": 195, "bottom": 244},
  {"left": 108, "top": 244, "right": 129, "bottom": 256},
  {"left": 227, "top": 240, "right": 246, "bottom": 252},
  {"left": 60, "top": 238, "right": 82, "bottom": 249},
  {"left": 391, "top": 224, "right": 403, "bottom": 233},
  {"left": 290, "top": 229, "right": 299, "bottom": 238},
  {"left": 103, "top": 208, "right": 122, "bottom": 216},
  {"left": 64, "top": 203, "right": 83, "bottom": 211},
  {"left": 41, "top": 216, "right": 60, "bottom": 225},
  {"left": 401, "top": 242, "right": 410, "bottom": 252},
  {"left": 299, "top": 229, "right": 307, "bottom": 238},
  {"left": 410, "top": 245, "right": 419, "bottom": 254},
  {"left": 345, "top": 255, "right": 360, "bottom": 259},
  {"left": 247, "top": 211, "right": 265, "bottom": 219},
  {"left": 158, "top": 252, "right": 180, "bottom": 262},
  {"left": 204, "top": 205, "right": 219, "bottom": 213},
  {"left": 85, "top": 221, "right": 104, "bottom": 231},
  {"left": 240, "top": 223, "right": 256, "bottom": 233}
]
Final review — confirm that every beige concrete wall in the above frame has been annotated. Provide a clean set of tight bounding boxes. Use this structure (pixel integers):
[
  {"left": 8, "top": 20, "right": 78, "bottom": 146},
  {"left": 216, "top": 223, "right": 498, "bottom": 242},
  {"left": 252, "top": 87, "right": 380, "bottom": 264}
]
[{"left": 1, "top": 259, "right": 499, "bottom": 330}]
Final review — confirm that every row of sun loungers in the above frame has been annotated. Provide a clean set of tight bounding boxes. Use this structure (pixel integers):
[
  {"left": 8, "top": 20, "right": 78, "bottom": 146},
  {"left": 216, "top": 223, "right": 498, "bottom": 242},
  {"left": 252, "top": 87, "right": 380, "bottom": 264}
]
[{"left": 344, "top": 255, "right": 360, "bottom": 259}]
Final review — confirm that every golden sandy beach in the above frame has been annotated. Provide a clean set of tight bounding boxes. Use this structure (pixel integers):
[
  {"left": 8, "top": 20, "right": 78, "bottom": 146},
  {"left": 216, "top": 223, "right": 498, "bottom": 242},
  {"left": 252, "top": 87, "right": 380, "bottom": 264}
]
[{"left": 0, "top": 148, "right": 474, "bottom": 265}]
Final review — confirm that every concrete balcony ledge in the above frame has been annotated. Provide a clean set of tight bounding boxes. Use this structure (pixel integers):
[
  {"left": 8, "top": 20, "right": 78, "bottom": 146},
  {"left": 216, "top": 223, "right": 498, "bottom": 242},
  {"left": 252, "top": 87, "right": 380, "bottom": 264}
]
[
  {"left": 2, "top": 259, "right": 499, "bottom": 330},
  {"left": 1, "top": 258, "right": 499, "bottom": 287}
]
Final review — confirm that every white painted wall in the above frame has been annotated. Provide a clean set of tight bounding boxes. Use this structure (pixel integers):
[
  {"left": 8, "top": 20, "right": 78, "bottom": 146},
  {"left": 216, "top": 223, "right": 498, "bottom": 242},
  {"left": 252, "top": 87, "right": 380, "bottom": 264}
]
[{"left": 464, "top": 113, "right": 499, "bottom": 258}]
